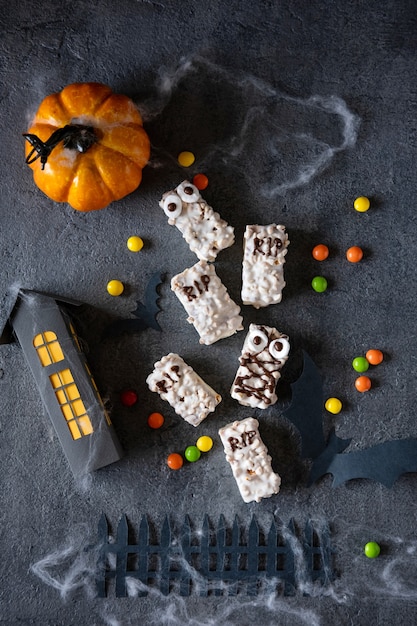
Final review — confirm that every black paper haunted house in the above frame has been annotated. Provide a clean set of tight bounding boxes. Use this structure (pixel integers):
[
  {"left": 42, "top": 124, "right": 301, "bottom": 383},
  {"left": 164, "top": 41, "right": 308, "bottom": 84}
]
[{"left": 0, "top": 289, "right": 123, "bottom": 476}]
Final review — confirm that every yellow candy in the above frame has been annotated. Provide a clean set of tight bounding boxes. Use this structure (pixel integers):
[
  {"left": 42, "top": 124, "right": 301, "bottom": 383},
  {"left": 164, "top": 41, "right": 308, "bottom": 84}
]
[
  {"left": 107, "top": 280, "right": 124, "bottom": 296},
  {"left": 178, "top": 151, "right": 195, "bottom": 167},
  {"left": 325, "top": 397, "right": 342, "bottom": 414},
  {"left": 353, "top": 196, "right": 370, "bottom": 212},
  {"left": 196, "top": 435, "right": 213, "bottom": 452},
  {"left": 127, "top": 236, "right": 144, "bottom": 252}
]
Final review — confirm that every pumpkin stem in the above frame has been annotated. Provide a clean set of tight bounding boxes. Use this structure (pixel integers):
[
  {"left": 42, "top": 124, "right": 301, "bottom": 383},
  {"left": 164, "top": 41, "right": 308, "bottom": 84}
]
[{"left": 23, "top": 124, "right": 98, "bottom": 170}]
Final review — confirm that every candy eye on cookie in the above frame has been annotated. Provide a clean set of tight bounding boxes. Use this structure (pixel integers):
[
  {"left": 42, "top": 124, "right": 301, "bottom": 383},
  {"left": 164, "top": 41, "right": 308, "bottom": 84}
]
[
  {"left": 269, "top": 337, "right": 290, "bottom": 359},
  {"left": 246, "top": 328, "right": 269, "bottom": 353},
  {"left": 177, "top": 181, "right": 200, "bottom": 203},
  {"left": 162, "top": 193, "right": 183, "bottom": 219}
]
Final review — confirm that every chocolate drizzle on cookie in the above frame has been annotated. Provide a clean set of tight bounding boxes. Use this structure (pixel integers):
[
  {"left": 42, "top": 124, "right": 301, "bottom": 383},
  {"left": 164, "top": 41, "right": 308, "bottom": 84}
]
[{"left": 233, "top": 351, "right": 283, "bottom": 404}]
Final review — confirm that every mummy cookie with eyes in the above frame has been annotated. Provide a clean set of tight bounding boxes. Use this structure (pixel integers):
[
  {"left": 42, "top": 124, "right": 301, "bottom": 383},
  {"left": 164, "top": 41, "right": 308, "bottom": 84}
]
[
  {"left": 146, "top": 353, "right": 221, "bottom": 426},
  {"left": 241, "top": 224, "right": 289, "bottom": 308},
  {"left": 171, "top": 260, "right": 243, "bottom": 345},
  {"left": 231, "top": 324, "right": 290, "bottom": 409},
  {"left": 218, "top": 417, "right": 281, "bottom": 503},
  {"left": 159, "top": 180, "right": 235, "bottom": 262}
]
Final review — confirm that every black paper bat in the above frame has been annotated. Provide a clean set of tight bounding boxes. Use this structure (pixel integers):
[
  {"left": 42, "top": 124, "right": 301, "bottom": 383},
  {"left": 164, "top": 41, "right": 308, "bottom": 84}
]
[
  {"left": 282, "top": 350, "right": 417, "bottom": 488},
  {"left": 102, "top": 273, "right": 164, "bottom": 339}
]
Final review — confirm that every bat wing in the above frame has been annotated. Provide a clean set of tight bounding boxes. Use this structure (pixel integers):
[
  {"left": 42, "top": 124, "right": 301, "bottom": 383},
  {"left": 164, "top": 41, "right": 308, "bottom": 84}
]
[
  {"left": 309, "top": 437, "right": 417, "bottom": 488},
  {"left": 282, "top": 350, "right": 327, "bottom": 459},
  {"left": 131, "top": 272, "right": 164, "bottom": 331}
]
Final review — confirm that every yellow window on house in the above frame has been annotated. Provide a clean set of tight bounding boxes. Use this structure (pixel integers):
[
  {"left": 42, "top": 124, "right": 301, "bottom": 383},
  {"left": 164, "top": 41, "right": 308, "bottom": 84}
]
[
  {"left": 33, "top": 332, "right": 94, "bottom": 440},
  {"left": 33, "top": 331, "right": 65, "bottom": 366},
  {"left": 49, "top": 368, "right": 94, "bottom": 440}
]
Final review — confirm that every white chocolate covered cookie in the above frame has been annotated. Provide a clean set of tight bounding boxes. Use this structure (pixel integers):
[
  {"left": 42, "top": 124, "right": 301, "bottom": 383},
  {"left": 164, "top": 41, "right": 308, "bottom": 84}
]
[
  {"left": 171, "top": 261, "right": 243, "bottom": 345},
  {"left": 231, "top": 324, "right": 290, "bottom": 409},
  {"left": 160, "top": 180, "right": 235, "bottom": 262},
  {"left": 146, "top": 353, "right": 221, "bottom": 426},
  {"left": 218, "top": 417, "right": 281, "bottom": 503},
  {"left": 241, "top": 224, "right": 289, "bottom": 308}
]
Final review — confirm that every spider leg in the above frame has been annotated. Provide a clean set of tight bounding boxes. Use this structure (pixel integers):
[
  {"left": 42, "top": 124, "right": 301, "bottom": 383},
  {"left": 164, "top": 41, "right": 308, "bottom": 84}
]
[
  {"left": 25, "top": 146, "right": 40, "bottom": 165},
  {"left": 23, "top": 133, "right": 53, "bottom": 169}
]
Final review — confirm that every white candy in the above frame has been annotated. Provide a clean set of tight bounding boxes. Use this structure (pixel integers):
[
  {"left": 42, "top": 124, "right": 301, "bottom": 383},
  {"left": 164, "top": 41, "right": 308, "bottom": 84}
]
[
  {"left": 218, "top": 417, "right": 281, "bottom": 503},
  {"left": 146, "top": 353, "right": 221, "bottom": 426},
  {"left": 171, "top": 261, "right": 243, "bottom": 345},
  {"left": 241, "top": 224, "right": 289, "bottom": 308},
  {"left": 160, "top": 180, "right": 235, "bottom": 262},
  {"left": 231, "top": 324, "right": 290, "bottom": 409}
]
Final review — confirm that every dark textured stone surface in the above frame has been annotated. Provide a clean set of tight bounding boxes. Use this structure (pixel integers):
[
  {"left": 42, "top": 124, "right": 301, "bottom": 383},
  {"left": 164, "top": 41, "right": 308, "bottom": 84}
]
[{"left": 2, "top": 0, "right": 417, "bottom": 623}]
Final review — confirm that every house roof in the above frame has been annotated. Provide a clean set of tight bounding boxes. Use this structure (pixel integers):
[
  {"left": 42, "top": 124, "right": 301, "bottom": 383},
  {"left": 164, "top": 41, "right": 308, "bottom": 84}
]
[{"left": 0, "top": 288, "right": 83, "bottom": 343}]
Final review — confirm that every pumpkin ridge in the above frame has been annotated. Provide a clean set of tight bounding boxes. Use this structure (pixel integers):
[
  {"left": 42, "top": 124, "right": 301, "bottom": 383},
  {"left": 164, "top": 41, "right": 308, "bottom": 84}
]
[
  {"left": 58, "top": 85, "right": 114, "bottom": 119},
  {"left": 67, "top": 149, "right": 114, "bottom": 211},
  {"left": 88, "top": 151, "right": 114, "bottom": 194},
  {"left": 32, "top": 146, "right": 80, "bottom": 203},
  {"left": 90, "top": 91, "right": 114, "bottom": 115},
  {"left": 96, "top": 143, "right": 143, "bottom": 168},
  {"left": 98, "top": 123, "right": 150, "bottom": 167},
  {"left": 93, "top": 146, "right": 142, "bottom": 201},
  {"left": 56, "top": 92, "right": 71, "bottom": 120}
]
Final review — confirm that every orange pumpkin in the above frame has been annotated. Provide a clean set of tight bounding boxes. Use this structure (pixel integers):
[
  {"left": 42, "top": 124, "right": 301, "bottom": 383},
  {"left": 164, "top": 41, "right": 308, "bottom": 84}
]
[{"left": 24, "top": 82, "right": 151, "bottom": 212}]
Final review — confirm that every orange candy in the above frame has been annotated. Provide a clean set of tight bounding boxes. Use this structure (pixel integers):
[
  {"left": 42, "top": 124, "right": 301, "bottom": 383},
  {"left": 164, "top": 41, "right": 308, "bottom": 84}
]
[
  {"left": 167, "top": 453, "right": 183, "bottom": 470},
  {"left": 346, "top": 246, "right": 363, "bottom": 263},
  {"left": 312, "top": 244, "right": 329, "bottom": 261},
  {"left": 355, "top": 375, "right": 372, "bottom": 392},
  {"left": 147, "top": 412, "right": 165, "bottom": 429},
  {"left": 192, "top": 173, "right": 209, "bottom": 190},
  {"left": 366, "top": 349, "right": 384, "bottom": 365}
]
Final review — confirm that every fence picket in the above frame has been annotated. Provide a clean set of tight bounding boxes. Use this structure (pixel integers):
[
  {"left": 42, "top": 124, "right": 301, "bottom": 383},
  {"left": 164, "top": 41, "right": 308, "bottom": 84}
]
[
  {"left": 214, "top": 515, "right": 227, "bottom": 595},
  {"left": 199, "top": 514, "right": 210, "bottom": 596},
  {"left": 96, "top": 513, "right": 109, "bottom": 598},
  {"left": 228, "top": 516, "right": 240, "bottom": 596},
  {"left": 180, "top": 516, "right": 192, "bottom": 596},
  {"left": 159, "top": 516, "right": 171, "bottom": 596},
  {"left": 135, "top": 515, "right": 150, "bottom": 596},
  {"left": 265, "top": 518, "right": 278, "bottom": 595},
  {"left": 247, "top": 516, "right": 259, "bottom": 595},
  {"left": 115, "top": 515, "right": 129, "bottom": 597},
  {"left": 284, "top": 518, "right": 296, "bottom": 596},
  {"left": 303, "top": 519, "right": 334, "bottom": 585}
]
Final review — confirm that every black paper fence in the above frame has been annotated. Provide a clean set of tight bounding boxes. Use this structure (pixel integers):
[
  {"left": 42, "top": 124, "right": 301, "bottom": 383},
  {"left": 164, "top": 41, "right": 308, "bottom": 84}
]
[{"left": 95, "top": 514, "right": 334, "bottom": 597}]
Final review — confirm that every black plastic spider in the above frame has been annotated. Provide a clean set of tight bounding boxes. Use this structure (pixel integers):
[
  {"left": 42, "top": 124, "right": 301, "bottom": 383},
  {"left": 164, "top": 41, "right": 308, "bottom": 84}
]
[{"left": 23, "top": 124, "right": 98, "bottom": 170}]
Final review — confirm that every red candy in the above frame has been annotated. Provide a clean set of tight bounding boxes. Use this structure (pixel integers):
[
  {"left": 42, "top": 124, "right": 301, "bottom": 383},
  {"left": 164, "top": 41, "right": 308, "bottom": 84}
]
[{"left": 120, "top": 389, "right": 138, "bottom": 406}]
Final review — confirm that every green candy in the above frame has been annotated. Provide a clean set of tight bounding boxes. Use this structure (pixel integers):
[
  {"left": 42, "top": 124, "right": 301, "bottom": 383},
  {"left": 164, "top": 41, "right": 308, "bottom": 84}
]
[
  {"left": 311, "top": 276, "right": 328, "bottom": 293},
  {"left": 364, "top": 541, "right": 381, "bottom": 558},
  {"left": 184, "top": 445, "right": 201, "bottom": 462},
  {"left": 352, "top": 356, "right": 369, "bottom": 373}
]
